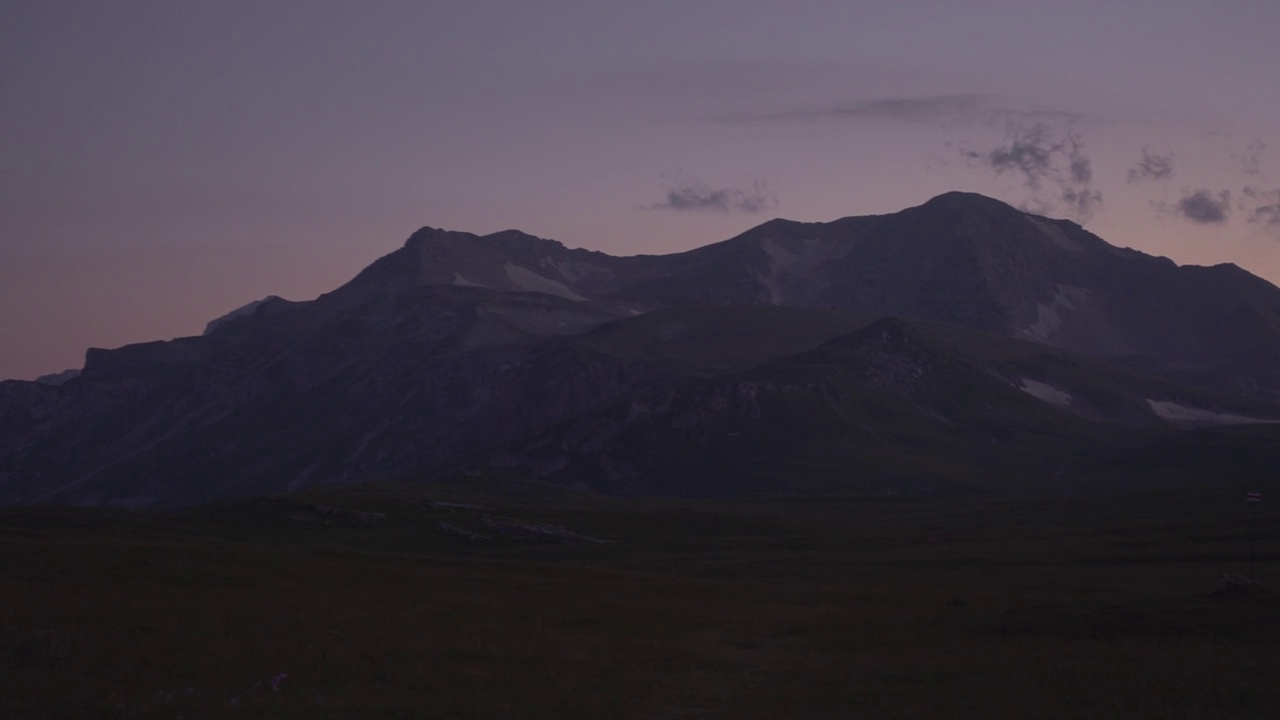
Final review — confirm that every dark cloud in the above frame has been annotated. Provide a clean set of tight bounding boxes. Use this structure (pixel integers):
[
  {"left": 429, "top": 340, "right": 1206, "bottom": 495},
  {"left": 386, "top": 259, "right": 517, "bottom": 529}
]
[
  {"left": 960, "top": 122, "right": 1101, "bottom": 221},
  {"left": 1243, "top": 140, "right": 1266, "bottom": 176},
  {"left": 1174, "top": 189, "right": 1232, "bottom": 225},
  {"left": 650, "top": 176, "right": 777, "bottom": 213},
  {"left": 1127, "top": 148, "right": 1175, "bottom": 183},
  {"left": 972, "top": 124, "right": 1055, "bottom": 188}
]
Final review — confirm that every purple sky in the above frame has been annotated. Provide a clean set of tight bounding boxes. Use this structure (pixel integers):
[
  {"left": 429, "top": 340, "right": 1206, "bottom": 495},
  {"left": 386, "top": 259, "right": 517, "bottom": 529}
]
[{"left": 4, "top": 1, "right": 1279, "bottom": 380}]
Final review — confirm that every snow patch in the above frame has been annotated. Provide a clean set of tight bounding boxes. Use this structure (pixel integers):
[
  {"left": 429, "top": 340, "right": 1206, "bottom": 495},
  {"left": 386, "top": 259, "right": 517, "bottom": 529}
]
[
  {"left": 1028, "top": 217, "right": 1083, "bottom": 252},
  {"left": 204, "top": 296, "right": 281, "bottom": 335},
  {"left": 1146, "top": 400, "right": 1277, "bottom": 426},
  {"left": 1025, "top": 285, "right": 1087, "bottom": 341},
  {"left": 451, "top": 273, "right": 486, "bottom": 288},
  {"left": 757, "top": 239, "right": 791, "bottom": 303},
  {"left": 502, "top": 263, "right": 586, "bottom": 301},
  {"left": 544, "top": 257, "right": 611, "bottom": 284},
  {"left": 756, "top": 237, "right": 842, "bottom": 304},
  {"left": 1018, "top": 379, "right": 1073, "bottom": 407}
]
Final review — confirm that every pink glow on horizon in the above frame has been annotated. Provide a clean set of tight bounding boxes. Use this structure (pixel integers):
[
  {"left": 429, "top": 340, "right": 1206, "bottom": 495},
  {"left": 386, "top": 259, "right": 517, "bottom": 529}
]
[{"left": 3, "top": 2, "right": 1278, "bottom": 380}]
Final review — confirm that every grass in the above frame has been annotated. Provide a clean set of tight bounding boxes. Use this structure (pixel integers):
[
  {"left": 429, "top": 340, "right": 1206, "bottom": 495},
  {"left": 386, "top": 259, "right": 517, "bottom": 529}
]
[{"left": 2, "top": 483, "right": 1278, "bottom": 718}]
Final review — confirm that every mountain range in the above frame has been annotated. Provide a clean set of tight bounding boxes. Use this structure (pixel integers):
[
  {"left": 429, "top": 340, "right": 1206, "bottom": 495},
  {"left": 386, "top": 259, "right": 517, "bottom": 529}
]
[{"left": 4, "top": 191, "right": 1280, "bottom": 507}]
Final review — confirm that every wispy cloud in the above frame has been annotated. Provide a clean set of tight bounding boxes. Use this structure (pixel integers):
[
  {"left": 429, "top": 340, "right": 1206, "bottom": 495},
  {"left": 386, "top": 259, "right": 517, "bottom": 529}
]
[
  {"left": 714, "top": 94, "right": 1079, "bottom": 127},
  {"left": 714, "top": 92, "right": 1104, "bottom": 220},
  {"left": 649, "top": 175, "right": 778, "bottom": 213},
  {"left": 1244, "top": 186, "right": 1280, "bottom": 229},
  {"left": 961, "top": 122, "right": 1101, "bottom": 221},
  {"left": 1063, "top": 142, "right": 1102, "bottom": 220},
  {"left": 1127, "top": 148, "right": 1175, "bottom": 184},
  {"left": 1170, "top": 189, "right": 1232, "bottom": 225},
  {"left": 714, "top": 94, "right": 992, "bottom": 124},
  {"left": 709, "top": 89, "right": 1276, "bottom": 235},
  {"left": 974, "top": 124, "right": 1057, "bottom": 190},
  {"left": 1139, "top": 137, "right": 1280, "bottom": 235},
  {"left": 1242, "top": 140, "right": 1266, "bottom": 176}
]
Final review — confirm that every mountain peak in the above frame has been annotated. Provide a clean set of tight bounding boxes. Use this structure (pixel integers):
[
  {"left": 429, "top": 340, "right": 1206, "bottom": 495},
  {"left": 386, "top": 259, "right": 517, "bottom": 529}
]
[
  {"left": 403, "top": 225, "right": 456, "bottom": 248},
  {"left": 917, "top": 191, "right": 1025, "bottom": 215},
  {"left": 404, "top": 226, "right": 563, "bottom": 250}
]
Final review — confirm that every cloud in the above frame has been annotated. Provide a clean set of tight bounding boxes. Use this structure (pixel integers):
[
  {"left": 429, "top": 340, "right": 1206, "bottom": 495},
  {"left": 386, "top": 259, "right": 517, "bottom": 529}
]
[
  {"left": 960, "top": 121, "right": 1101, "bottom": 221},
  {"left": 1251, "top": 203, "right": 1280, "bottom": 228},
  {"left": 649, "top": 176, "right": 778, "bottom": 213},
  {"left": 1243, "top": 140, "right": 1266, "bottom": 176},
  {"left": 972, "top": 124, "right": 1055, "bottom": 189},
  {"left": 1243, "top": 186, "right": 1280, "bottom": 228},
  {"left": 1173, "top": 189, "right": 1232, "bottom": 224},
  {"left": 715, "top": 94, "right": 990, "bottom": 124},
  {"left": 713, "top": 94, "right": 1079, "bottom": 127},
  {"left": 1064, "top": 146, "right": 1102, "bottom": 220},
  {"left": 714, "top": 93, "right": 1100, "bottom": 220},
  {"left": 1127, "top": 148, "right": 1175, "bottom": 183}
]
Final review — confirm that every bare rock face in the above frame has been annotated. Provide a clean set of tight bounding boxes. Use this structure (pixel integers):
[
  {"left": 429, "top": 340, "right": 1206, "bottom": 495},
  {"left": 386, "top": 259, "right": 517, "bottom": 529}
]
[{"left": 6, "top": 192, "right": 1280, "bottom": 507}]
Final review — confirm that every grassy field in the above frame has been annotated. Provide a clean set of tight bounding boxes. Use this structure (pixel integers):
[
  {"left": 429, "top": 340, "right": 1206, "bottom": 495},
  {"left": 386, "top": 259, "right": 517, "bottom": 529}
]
[{"left": 2, "top": 481, "right": 1278, "bottom": 718}]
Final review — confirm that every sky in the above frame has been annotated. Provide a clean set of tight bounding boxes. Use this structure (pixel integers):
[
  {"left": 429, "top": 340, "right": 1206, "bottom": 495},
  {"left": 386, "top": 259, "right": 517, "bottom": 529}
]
[{"left": 3, "top": 0, "right": 1279, "bottom": 380}]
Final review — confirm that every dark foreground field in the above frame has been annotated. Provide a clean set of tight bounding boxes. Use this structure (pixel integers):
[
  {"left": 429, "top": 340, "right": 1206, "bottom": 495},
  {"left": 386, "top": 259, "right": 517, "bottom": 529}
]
[{"left": 3, "top": 480, "right": 1278, "bottom": 718}]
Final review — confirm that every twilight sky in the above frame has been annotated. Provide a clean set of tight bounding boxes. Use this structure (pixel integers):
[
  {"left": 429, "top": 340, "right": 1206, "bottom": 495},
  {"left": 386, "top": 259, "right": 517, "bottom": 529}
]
[{"left": 3, "top": 1, "right": 1279, "bottom": 380}]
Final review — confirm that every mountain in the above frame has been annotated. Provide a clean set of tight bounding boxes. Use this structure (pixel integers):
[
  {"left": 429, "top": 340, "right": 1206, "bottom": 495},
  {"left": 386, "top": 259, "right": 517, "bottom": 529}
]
[
  {"left": 3, "top": 192, "right": 1280, "bottom": 508},
  {"left": 611, "top": 192, "right": 1280, "bottom": 397}
]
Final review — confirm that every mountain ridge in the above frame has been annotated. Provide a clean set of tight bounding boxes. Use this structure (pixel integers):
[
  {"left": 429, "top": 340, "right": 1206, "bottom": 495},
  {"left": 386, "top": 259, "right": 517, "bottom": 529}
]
[
  {"left": 327, "top": 192, "right": 1280, "bottom": 399},
  {"left": 4, "top": 192, "right": 1280, "bottom": 507}
]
